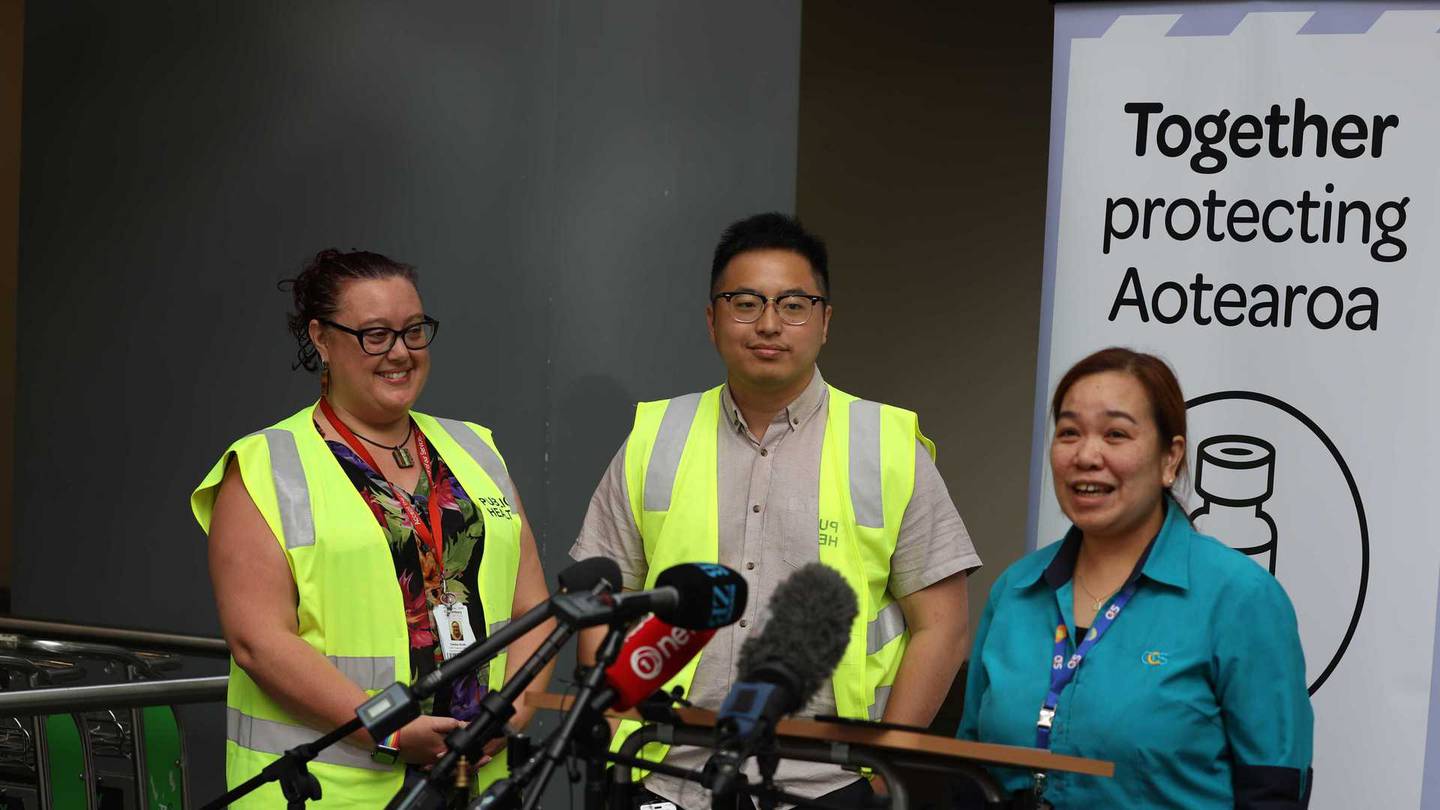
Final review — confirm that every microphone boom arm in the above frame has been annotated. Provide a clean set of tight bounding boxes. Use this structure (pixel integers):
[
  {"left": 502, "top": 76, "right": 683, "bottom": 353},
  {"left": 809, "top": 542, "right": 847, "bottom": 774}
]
[
  {"left": 387, "top": 620, "right": 577, "bottom": 810},
  {"left": 518, "top": 622, "right": 628, "bottom": 810}
]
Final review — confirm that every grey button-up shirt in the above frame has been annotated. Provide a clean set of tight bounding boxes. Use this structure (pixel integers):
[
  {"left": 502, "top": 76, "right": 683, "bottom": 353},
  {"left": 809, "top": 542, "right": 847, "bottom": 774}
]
[{"left": 571, "top": 370, "right": 981, "bottom": 807}]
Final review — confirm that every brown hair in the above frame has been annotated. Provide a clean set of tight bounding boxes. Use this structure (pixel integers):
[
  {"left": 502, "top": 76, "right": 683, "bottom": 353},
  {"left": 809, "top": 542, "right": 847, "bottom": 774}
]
[
  {"left": 279, "top": 249, "right": 418, "bottom": 372},
  {"left": 1050, "top": 347, "right": 1188, "bottom": 498}
]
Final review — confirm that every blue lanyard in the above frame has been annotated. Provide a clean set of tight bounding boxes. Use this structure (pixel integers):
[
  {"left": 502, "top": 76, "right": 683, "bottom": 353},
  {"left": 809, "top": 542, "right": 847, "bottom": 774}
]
[{"left": 1035, "top": 580, "right": 1139, "bottom": 749}]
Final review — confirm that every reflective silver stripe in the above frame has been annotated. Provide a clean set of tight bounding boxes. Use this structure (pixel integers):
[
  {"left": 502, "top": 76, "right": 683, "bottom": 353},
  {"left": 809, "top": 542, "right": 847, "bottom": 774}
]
[
  {"left": 489, "top": 619, "right": 510, "bottom": 638},
  {"left": 432, "top": 418, "right": 517, "bottom": 509},
  {"left": 848, "top": 400, "right": 884, "bottom": 529},
  {"left": 868, "top": 685, "right": 893, "bottom": 721},
  {"left": 644, "top": 393, "right": 703, "bottom": 512},
  {"left": 227, "top": 708, "right": 391, "bottom": 771},
  {"left": 867, "top": 601, "right": 907, "bottom": 655},
  {"left": 326, "top": 656, "right": 395, "bottom": 691},
  {"left": 260, "top": 429, "right": 315, "bottom": 549}
]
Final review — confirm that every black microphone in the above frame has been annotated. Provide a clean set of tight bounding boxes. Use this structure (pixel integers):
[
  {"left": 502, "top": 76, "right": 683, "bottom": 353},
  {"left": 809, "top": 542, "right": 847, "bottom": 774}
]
[
  {"left": 472, "top": 616, "right": 723, "bottom": 810},
  {"left": 628, "top": 563, "right": 748, "bottom": 629},
  {"left": 385, "top": 558, "right": 622, "bottom": 810},
  {"left": 360, "top": 557, "right": 620, "bottom": 742},
  {"left": 410, "top": 556, "right": 620, "bottom": 698},
  {"left": 551, "top": 563, "right": 748, "bottom": 631},
  {"left": 557, "top": 556, "right": 623, "bottom": 593},
  {"left": 704, "top": 563, "right": 857, "bottom": 802}
]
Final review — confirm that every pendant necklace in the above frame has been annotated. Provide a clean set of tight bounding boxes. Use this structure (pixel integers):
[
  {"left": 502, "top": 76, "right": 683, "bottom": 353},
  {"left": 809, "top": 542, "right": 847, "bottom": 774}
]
[
  {"left": 1074, "top": 572, "right": 1111, "bottom": 612},
  {"left": 346, "top": 418, "right": 416, "bottom": 468}
]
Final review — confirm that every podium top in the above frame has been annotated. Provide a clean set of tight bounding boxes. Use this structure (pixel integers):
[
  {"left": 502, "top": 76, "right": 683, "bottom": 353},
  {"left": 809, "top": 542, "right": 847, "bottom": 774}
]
[{"left": 522, "top": 692, "right": 1113, "bottom": 778}]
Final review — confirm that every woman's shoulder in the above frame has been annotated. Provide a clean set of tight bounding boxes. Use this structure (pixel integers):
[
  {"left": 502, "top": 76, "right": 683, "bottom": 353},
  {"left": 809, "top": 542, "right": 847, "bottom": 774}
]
[
  {"left": 1183, "top": 525, "right": 1294, "bottom": 607},
  {"left": 413, "top": 410, "right": 492, "bottom": 436},
  {"left": 413, "top": 413, "right": 505, "bottom": 464},
  {"left": 1185, "top": 527, "right": 1272, "bottom": 581}
]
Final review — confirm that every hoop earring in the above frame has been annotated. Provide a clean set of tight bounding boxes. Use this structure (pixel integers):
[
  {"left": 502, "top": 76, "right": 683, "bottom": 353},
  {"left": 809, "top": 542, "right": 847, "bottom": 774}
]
[{"left": 320, "top": 360, "right": 330, "bottom": 399}]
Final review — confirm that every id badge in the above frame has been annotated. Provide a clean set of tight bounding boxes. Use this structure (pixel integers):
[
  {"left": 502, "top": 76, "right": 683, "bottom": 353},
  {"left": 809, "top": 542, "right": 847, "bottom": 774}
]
[{"left": 431, "top": 602, "right": 477, "bottom": 660}]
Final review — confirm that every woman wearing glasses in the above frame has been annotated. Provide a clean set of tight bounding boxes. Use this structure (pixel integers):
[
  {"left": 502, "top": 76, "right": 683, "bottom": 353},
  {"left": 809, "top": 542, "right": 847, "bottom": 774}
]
[{"left": 191, "top": 250, "right": 552, "bottom": 806}]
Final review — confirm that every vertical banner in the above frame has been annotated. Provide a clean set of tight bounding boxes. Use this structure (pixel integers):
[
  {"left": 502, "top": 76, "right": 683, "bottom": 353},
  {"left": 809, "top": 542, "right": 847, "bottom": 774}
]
[{"left": 1037, "top": 4, "right": 1440, "bottom": 808}]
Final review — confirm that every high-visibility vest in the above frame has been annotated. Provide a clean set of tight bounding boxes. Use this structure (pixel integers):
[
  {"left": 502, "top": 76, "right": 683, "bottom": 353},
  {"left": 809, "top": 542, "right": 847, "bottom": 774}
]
[
  {"left": 614, "top": 384, "right": 933, "bottom": 766},
  {"left": 192, "top": 404, "right": 521, "bottom": 807}
]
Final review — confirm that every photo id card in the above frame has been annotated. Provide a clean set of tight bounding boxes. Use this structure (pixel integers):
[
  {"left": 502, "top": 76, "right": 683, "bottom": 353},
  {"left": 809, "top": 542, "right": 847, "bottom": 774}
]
[{"left": 432, "top": 602, "right": 477, "bottom": 660}]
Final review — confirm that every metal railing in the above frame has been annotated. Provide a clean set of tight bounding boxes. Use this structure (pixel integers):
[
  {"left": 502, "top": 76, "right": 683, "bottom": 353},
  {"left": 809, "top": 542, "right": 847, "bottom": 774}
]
[
  {"left": 0, "top": 617, "right": 229, "bottom": 657},
  {"left": 0, "top": 620, "right": 231, "bottom": 810},
  {"left": 0, "top": 676, "right": 228, "bottom": 716}
]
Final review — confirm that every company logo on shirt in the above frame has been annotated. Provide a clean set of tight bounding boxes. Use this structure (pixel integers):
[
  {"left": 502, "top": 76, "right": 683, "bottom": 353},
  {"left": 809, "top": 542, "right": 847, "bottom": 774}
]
[
  {"left": 818, "top": 517, "right": 840, "bottom": 548},
  {"left": 1143, "top": 650, "right": 1169, "bottom": 666}
]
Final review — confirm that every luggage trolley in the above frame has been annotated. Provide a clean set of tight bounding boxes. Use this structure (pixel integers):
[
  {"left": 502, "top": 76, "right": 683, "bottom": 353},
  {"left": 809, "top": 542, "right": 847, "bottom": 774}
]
[
  {"left": 7, "top": 640, "right": 188, "bottom": 810},
  {"left": 0, "top": 654, "right": 91, "bottom": 810}
]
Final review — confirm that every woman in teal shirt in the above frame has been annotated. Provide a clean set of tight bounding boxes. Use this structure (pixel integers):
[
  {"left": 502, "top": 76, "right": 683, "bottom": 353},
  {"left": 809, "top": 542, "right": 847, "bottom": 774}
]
[{"left": 958, "top": 348, "right": 1312, "bottom": 808}]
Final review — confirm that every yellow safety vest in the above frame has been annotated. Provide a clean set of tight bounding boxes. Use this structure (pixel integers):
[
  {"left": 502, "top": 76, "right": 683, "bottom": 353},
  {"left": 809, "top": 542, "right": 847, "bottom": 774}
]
[
  {"left": 615, "top": 384, "right": 934, "bottom": 766},
  {"left": 192, "top": 404, "right": 520, "bottom": 807}
]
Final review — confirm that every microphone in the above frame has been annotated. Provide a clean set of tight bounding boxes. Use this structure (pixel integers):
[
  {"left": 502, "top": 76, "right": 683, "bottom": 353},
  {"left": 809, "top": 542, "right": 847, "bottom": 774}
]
[
  {"left": 630, "top": 563, "right": 749, "bottom": 629},
  {"left": 385, "top": 558, "right": 622, "bottom": 810},
  {"left": 551, "top": 563, "right": 749, "bottom": 631},
  {"left": 362, "top": 557, "right": 620, "bottom": 742},
  {"left": 409, "top": 556, "right": 620, "bottom": 698},
  {"left": 558, "top": 556, "right": 623, "bottom": 593},
  {"left": 594, "top": 615, "right": 715, "bottom": 712},
  {"left": 475, "top": 615, "right": 721, "bottom": 810},
  {"left": 704, "top": 563, "right": 857, "bottom": 801}
]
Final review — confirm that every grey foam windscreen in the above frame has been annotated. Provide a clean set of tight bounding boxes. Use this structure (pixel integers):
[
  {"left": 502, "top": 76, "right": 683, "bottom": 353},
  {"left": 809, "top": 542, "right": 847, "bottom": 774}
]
[{"left": 737, "top": 562, "right": 858, "bottom": 707}]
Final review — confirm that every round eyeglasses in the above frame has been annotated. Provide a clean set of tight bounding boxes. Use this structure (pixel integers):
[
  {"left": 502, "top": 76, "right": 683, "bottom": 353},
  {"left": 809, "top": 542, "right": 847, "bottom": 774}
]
[
  {"left": 712, "top": 292, "right": 828, "bottom": 326},
  {"left": 319, "top": 317, "right": 440, "bottom": 355}
]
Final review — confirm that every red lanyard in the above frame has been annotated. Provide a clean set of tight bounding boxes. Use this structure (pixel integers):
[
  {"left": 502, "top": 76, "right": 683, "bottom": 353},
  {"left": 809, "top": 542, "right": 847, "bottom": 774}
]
[{"left": 318, "top": 399, "right": 449, "bottom": 573}]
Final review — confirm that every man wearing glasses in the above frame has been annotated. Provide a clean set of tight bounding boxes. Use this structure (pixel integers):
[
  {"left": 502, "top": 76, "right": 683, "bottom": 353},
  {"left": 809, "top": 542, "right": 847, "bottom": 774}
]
[{"left": 572, "top": 213, "right": 980, "bottom": 809}]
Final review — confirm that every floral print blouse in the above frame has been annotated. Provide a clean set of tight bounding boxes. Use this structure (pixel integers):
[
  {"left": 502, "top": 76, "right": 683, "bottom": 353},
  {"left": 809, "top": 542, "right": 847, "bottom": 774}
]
[{"left": 320, "top": 427, "right": 489, "bottom": 720}]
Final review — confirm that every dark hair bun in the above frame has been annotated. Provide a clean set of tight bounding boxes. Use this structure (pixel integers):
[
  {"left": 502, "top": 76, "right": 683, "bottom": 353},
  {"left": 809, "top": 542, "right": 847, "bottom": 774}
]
[{"left": 279, "top": 249, "right": 418, "bottom": 372}]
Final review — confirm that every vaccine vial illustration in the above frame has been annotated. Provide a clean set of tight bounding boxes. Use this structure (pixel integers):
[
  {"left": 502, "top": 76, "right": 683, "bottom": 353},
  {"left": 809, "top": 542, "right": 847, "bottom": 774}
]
[{"left": 1189, "top": 435, "right": 1278, "bottom": 573}]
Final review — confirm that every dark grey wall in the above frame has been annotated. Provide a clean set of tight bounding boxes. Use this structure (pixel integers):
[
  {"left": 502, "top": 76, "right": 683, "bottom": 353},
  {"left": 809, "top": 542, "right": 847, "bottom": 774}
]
[
  {"left": 17, "top": 1, "right": 799, "bottom": 800},
  {"left": 0, "top": 0, "right": 19, "bottom": 603}
]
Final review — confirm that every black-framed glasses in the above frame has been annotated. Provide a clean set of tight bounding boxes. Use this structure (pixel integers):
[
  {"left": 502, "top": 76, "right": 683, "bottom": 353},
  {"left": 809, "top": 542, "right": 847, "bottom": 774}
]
[
  {"left": 319, "top": 317, "right": 440, "bottom": 355},
  {"left": 713, "top": 291, "right": 828, "bottom": 326}
]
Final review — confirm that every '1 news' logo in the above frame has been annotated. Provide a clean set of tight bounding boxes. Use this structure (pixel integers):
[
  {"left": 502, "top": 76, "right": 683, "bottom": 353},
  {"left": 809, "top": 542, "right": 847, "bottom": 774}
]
[{"left": 631, "top": 626, "right": 696, "bottom": 680}]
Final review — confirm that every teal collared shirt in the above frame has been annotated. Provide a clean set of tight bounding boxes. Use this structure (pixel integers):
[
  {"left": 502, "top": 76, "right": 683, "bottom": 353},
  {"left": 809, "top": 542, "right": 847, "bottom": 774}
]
[{"left": 958, "top": 501, "right": 1313, "bottom": 808}]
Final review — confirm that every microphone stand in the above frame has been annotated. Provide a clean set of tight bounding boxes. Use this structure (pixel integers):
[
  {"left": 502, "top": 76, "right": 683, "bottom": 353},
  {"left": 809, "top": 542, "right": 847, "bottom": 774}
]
[
  {"left": 201, "top": 718, "right": 362, "bottom": 810},
  {"left": 202, "top": 597, "right": 560, "bottom": 810},
  {"left": 755, "top": 744, "right": 781, "bottom": 810},
  {"left": 387, "top": 620, "right": 576, "bottom": 810},
  {"left": 394, "top": 587, "right": 640, "bottom": 810},
  {"left": 470, "top": 620, "right": 629, "bottom": 810},
  {"left": 202, "top": 557, "right": 628, "bottom": 810}
]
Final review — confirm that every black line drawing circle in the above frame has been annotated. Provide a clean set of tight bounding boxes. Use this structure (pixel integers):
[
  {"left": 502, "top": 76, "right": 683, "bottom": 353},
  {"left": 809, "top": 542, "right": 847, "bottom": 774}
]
[{"left": 1186, "top": 391, "right": 1368, "bottom": 696}]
